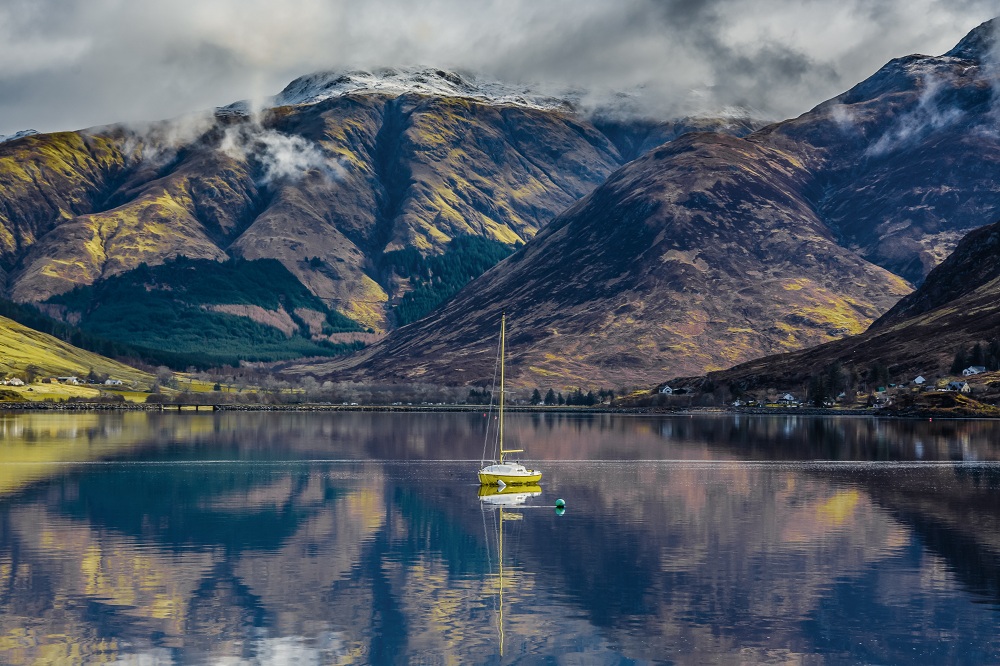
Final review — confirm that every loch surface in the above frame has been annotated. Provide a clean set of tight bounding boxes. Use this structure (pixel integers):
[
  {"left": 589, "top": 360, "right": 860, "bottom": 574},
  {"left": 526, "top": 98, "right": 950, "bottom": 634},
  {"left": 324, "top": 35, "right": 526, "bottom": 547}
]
[{"left": 0, "top": 411, "right": 998, "bottom": 664}]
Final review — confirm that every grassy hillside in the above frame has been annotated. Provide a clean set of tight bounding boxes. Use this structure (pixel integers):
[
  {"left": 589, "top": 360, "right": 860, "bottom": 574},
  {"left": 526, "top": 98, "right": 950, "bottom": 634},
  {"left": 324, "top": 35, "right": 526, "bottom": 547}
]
[
  {"left": 0, "top": 315, "right": 153, "bottom": 386},
  {"left": 668, "top": 219, "right": 1000, "bottom": 403},
  {"left": 0, "top": 296, "right": 211, "bottom": 370}
]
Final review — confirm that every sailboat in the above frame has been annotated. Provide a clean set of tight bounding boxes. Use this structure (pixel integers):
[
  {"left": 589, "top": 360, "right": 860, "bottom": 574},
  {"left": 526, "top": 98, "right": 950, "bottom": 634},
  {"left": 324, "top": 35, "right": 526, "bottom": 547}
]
[{"left": 478, "top": 313, "right": 542, "bottom": 486}]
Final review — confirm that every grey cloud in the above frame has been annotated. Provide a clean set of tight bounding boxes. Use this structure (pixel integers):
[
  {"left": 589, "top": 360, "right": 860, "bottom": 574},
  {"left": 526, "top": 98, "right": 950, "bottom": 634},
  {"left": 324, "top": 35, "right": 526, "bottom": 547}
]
[{"left": 0, "top": 0, "right": 997, "bottom": 135}]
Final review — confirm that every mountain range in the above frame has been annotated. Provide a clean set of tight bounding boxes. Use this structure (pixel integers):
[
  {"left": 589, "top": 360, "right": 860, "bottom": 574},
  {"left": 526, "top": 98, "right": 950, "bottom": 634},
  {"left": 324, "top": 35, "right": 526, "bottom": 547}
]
[
  {"left": 2, "top": 20, "right": 1000, "bottom": 388},
  {"left": 0, "top": 68, "right": 757, "bottom": 338},
  {"left": 288, "top": 18, "right": 1000, "bottom": 388}
]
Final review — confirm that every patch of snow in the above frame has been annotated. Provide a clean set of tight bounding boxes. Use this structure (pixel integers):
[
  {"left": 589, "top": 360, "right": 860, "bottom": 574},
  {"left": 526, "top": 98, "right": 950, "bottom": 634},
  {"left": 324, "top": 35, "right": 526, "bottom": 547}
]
[
  {"left": 0, "top": 129, "right": 39, "bottom": 143},
  {"left": 215, "top": 100, "right": 253, "bottom": 119},
  {"left": 269, "top": 67, "right": 577, "bottom": 111}
]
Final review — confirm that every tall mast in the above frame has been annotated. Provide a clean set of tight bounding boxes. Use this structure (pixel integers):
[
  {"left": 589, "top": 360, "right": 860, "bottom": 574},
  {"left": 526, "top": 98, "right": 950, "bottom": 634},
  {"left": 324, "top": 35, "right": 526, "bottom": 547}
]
[
  {"left": 498, "top": 311, "right": 523, "bottom": 463},
  {"left": 498, "top": 312, "right": 505, "bottom": 463}
]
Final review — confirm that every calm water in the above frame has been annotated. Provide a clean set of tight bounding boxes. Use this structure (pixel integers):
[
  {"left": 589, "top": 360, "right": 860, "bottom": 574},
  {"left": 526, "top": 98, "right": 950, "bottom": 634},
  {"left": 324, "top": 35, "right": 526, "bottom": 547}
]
[{"left": 0, "top": 411, "right": 999, "bottom": 664}]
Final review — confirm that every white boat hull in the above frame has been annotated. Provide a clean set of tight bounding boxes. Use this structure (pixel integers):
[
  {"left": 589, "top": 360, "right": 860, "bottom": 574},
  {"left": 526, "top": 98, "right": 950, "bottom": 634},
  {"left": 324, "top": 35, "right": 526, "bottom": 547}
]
[{"left": 478, "top": 463, "right": 542, "bottom": 486}]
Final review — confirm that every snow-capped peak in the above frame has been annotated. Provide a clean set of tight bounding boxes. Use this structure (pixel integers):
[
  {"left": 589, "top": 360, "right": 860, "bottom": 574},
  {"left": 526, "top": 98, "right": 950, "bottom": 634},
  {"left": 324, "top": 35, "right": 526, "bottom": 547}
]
[
  {"left": 0, "top": 129, "right": 39, "bottom": 144},
  {"left": 271, "top": 67, "right": 576, "bottom": 111}
]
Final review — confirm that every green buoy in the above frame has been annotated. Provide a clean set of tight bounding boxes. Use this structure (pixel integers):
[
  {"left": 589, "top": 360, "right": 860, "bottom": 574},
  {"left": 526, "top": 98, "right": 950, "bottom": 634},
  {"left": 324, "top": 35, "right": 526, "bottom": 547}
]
[{"left": 555, "top": 498, "right": 566, "bottom": 508}]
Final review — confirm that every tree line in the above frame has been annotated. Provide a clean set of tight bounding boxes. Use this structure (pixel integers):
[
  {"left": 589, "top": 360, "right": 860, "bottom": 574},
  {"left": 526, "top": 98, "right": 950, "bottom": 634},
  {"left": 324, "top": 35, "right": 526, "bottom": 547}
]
[
  {"left": 469, "top": 386, "right": 616, "bottom": 406},
  {"left": 40, "top": 257, "right": 364, "bottom": 367},
  {"left": 950, "top": 339, "right": 1000, "bottom": 374},
  {"left": 382, "top": 236, "right": 516, "bottom": 326}
]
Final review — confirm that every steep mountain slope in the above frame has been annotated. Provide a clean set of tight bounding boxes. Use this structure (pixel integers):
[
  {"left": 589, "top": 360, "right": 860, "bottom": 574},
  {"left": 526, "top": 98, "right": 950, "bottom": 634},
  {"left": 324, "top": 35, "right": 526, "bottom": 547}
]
[
  {"left": 291, "top": 132, "right": 910, "bottom": 387},
  {"left": 0, "top": 70, "right": 671, "bottom": 336},
  {"left": 295, "top": 19, "right": 1000, "bottom": 387},
  {"left": 680, "top": 217, "right": 1000, "bottom": 392},
  {"left": 871, "top": 219, "right": 1000, "bottom": 328},
  {"left": 762, "top": 18, "right": 1000, "bottom": 283},
  {"left": 226, "top": 91, "right": 625, "bottom": 329},
  {"left": 0, "top": 67, "right": 778, "bottom": 346}
]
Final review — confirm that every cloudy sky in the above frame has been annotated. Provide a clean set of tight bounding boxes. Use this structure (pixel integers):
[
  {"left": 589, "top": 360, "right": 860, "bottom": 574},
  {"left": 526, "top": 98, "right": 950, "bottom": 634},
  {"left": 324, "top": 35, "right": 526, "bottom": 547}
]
[{"left": 0, "top": 0, "right": 996, "bottom": 136}]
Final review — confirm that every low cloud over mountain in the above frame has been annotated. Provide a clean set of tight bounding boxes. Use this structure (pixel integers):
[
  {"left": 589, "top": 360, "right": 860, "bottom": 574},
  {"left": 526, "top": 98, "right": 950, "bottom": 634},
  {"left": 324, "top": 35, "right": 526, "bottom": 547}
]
[{"left": 0, "top": 0, "right": 996, "bottom": 136}]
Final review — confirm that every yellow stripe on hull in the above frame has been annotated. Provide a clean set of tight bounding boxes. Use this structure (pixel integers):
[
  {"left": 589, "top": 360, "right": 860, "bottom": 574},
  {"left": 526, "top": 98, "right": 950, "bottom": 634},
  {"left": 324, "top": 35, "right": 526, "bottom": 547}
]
[
  {"left": 478, "top": 484, "right": 542, "bottom": 498},
  {"left": 478, "top": 471, "right": 542, "bottom": 486}
]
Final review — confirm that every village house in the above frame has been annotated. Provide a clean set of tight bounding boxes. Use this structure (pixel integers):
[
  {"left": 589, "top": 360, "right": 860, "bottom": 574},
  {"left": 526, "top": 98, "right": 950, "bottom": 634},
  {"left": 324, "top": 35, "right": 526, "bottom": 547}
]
[
  {"left": 56, "top": 376, "right": 80, "bottom": 385},
  {"left": 6, "top": 377, "right": 24, "bottom": 386},
  {"left": 946, "top": 381, "right": 971, "bottom": 393},
  {"left": 962, "top": 366, "right": 987, "bottom": 376},
  {"left": 104, "top": 378, "right": 123, "bottom": 386},
  {"left": 777, "top": 393, "right": 797, "bottom": 405},
  {"left": 913, "top": 375, "right": 926, "bottom": 385},
  {"left": 659, "top": 385, "right": 673, "bottom": 395}
]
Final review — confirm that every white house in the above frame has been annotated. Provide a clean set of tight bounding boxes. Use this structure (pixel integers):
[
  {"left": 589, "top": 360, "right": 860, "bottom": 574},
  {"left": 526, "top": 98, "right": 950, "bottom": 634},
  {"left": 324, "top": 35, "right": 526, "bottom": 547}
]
[
  {"left": 104, "top": 379, "right": 123, "bottom": 386},
  {"left": 778, "top": 393, "right": 797, "bottom": 404},
  {"left": 946, "top": 381, "right": 971, "bottom": 393},
  {"left": 962, "top": 366, "right": 987, "bottom": 376},
  {"left": 56, "top": 376, "right": 80, "bottom": 385},
  {"left": 659, "top": 386, "right": 673, "bottom": 395},
  {"left": 7, "top": 377, "right": 24, "bottom": 386},
  {"left": 913, "top": 376, "right": 926, "bottom": 385}
]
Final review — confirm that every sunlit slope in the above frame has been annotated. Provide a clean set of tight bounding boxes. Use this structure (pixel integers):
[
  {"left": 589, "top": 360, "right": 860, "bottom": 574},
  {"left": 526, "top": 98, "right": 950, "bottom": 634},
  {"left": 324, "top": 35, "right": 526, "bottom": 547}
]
[
  {"left": 299, "top": 18, "right": 1000, "bottom": 386},
  {"left": 299, "top": 133, "right": 911, "bottom": 387},
  {"left": 0, "top": 68, "right": 765, "bottom": 342},
  {"left": 683, "top": 216, "right": 1000, "bottom": 391},
  {"left": 0, "top": 88, "right": 625, "bottom": 334},
  {"left": 0, "top": 314, "right": 152, "bottom": 383}
]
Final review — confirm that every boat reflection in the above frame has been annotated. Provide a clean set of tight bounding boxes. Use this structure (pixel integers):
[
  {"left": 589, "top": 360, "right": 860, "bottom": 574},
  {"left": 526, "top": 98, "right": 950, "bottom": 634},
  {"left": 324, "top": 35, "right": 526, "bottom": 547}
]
[
  {"left": 479, "top": 483, "right": 544, "bottom": 657},
  {"left": 478, "top": 483, "right": 542, "bottom": 506}
]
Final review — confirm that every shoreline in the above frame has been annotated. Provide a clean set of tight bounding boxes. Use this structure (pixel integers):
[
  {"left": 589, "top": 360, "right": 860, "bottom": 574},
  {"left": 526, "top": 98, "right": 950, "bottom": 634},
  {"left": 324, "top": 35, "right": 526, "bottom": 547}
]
[{"left": 0, "top": 402, "right": 996, "bottom": 418}]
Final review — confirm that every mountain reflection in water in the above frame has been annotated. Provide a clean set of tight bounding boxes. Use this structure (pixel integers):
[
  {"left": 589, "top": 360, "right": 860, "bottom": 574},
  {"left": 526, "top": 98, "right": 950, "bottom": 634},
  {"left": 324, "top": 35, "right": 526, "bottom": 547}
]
[{"left": 0, "top": 411, "right": 998, "bottom": 664}]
